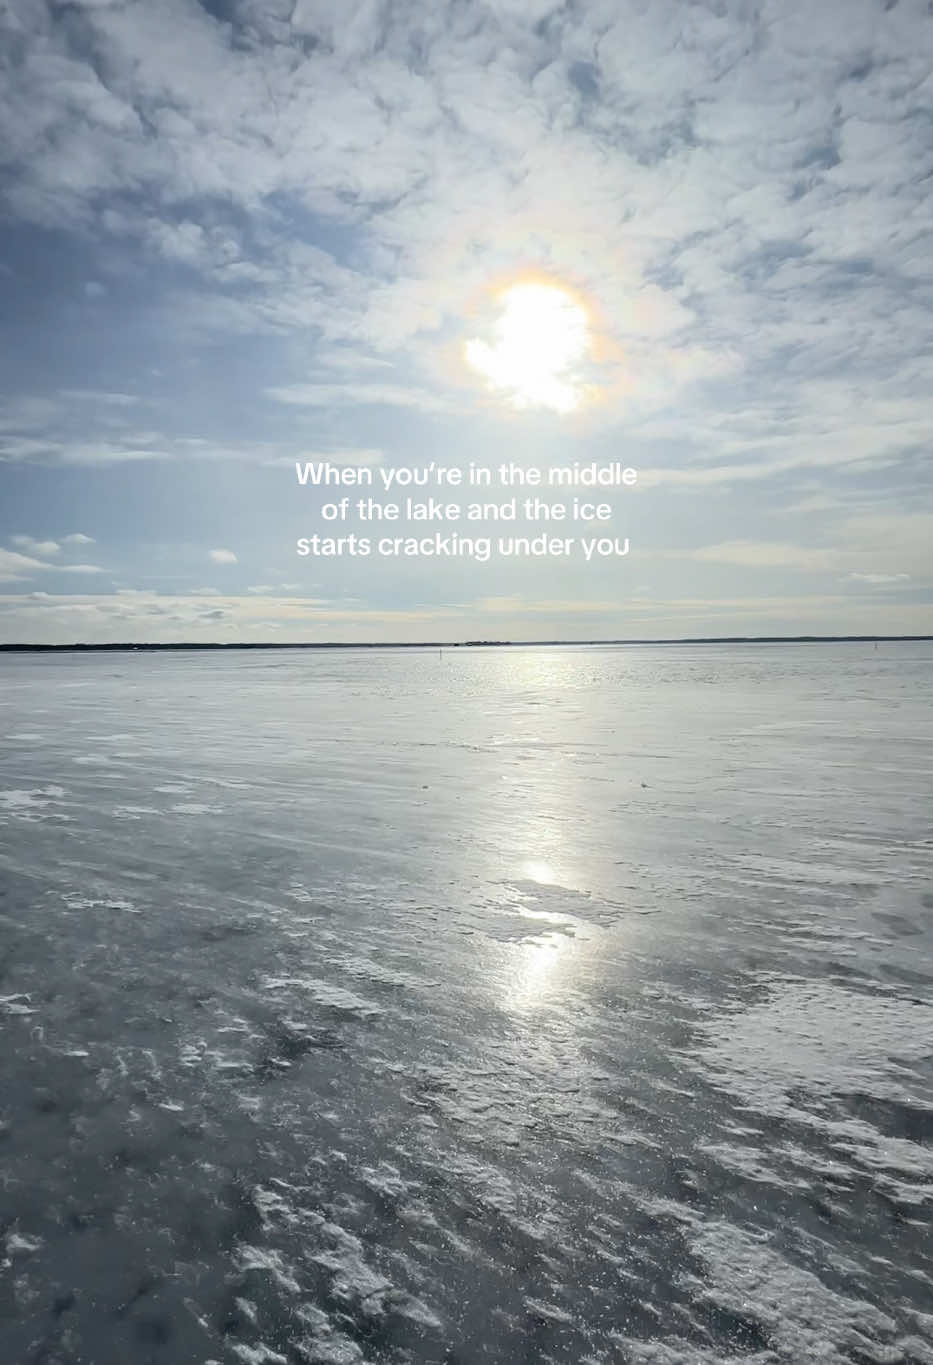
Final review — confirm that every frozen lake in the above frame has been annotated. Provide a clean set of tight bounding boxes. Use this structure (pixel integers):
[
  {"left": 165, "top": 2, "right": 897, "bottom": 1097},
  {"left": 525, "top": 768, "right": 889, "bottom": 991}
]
[{"left": 1, "top": 643, "right": 931, "bottom": 1364}]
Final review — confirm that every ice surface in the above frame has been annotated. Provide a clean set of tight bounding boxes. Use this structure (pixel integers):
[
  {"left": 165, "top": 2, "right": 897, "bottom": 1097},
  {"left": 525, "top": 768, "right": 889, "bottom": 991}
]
[{"left": 0, "top": 642, "right": 931, "bottom": 1363}]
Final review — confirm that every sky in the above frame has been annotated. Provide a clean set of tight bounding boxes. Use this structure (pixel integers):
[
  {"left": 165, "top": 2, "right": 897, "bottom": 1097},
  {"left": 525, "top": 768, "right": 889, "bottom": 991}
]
[{"left": 0, "top": 0, "right": 931, "bottom": 643}]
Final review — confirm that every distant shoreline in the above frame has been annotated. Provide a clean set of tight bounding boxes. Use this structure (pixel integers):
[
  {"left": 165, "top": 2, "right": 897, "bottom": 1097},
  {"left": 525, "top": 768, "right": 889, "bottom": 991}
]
[{"left": 1, "top": 636, "right": 931, "bottom": 653}]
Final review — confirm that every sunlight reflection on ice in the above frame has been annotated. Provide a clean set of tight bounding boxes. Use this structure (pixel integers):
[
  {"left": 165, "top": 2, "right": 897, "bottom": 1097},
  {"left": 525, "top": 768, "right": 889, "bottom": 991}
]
[
  {"left": 522, "top": 858, "right": 555, "bottom": 884},
  {"left": 507, "top": 933, "right": 574, "bottom": 1011}
]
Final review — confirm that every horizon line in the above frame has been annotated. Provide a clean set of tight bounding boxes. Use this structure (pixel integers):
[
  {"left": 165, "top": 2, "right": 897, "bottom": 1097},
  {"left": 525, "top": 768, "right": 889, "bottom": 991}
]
[{"left": 1, "top": 635, "right": 932, "bottom": 653}]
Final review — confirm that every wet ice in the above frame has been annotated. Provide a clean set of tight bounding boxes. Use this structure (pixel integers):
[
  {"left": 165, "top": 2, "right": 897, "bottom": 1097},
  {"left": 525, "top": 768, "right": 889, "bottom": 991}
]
[{"left": 0, "top": 643, "right": 931, "bottom": 1364}]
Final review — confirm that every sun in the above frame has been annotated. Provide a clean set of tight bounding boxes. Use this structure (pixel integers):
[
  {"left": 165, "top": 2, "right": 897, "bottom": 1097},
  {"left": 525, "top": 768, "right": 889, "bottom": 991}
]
[{"left": 464, "top": 280, "right": 591, "bottom": 414}]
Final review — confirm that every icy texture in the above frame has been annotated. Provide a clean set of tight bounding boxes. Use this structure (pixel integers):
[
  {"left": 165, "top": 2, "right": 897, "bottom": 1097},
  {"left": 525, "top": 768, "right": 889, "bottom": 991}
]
[{"left": 0, "top": 643, "right": 931, "bottom": 1364}]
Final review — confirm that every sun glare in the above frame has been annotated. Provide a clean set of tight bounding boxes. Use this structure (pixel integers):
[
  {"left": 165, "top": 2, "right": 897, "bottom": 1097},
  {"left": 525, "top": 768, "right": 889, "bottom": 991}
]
[{"left": 464, "top": 280, "right": 591, "bottom": 414}]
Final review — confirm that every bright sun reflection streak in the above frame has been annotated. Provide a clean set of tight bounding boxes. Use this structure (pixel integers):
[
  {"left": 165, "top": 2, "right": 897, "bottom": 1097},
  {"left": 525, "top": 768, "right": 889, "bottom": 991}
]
[
  {"left": 464, "top": 281, "right": 590, "bottom": 413},
  {"left": 508, "top": 933, "right": 575, "bottom": 1011},
  {"left": 523, "top": 859, "right": 555, "bottom": 885}
]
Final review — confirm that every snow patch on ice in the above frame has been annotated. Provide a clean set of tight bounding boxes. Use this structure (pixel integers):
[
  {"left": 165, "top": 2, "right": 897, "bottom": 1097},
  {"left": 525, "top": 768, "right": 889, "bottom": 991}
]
[
  {"left": 0, "top": 785, "right": 68, "bottom": 821},
  {"left": 259, "top": 977, "right": 383, "bottom": 1019},
  {"left": 694, "top": 980, "right": 933, "bottom": 1110},
  {"left": 690, "top": 1222, "right": 900, "bottom": 1361},
  {"left": 0, "top": 993, "right": 37, "bottom": 1016}
]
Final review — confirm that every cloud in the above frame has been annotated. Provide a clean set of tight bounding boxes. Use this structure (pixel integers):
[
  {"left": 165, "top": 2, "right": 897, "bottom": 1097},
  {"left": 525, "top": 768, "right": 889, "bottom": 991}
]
[
  {"left": 0, "top": 0, "right": 923, "bottom": 491},
  {"left": 691, "top": 541, "right": 844, "bottom": 572},
  {"left": 314, "top": 349, "right": 395, "bottom": 373},
  {"left": 0, "top": 430, "right": 172, "bottom": 466},
  {"left": 0, "top": 546, "right": 102, "bottom": 581},
  {"left": 209, "top": 549, "right": 238, "bottom": 564},
  {"left": 57, "top": 444, "right": 172, "bottom": 466},
  {"left": 0, "top": 389, "right": 381, "bottom": 469},
  {"left": 247, "top": 583, "right": 306, "bottom": 595},
  {"left": 0, "top": 549, "right": 48, "bottom": 583},
  {"left": 11, "top": 536, "right": 60, "bottom": 556},
  {"left": 1, "top": 2, "right": 930, "bottom": 421},
  {"left": 263, "top": 449, "right": 384, "bottom": 469},
  {"left": 472, "top": 594, "right": 627, "bottom": 614},
  {"left": 59, "top": 390, "right": 138, "bottom": 406},
  {"left": 63, "top": 533, "right": 96, "bottom": 545},
  {"left": 264, "top": 383, "right": 455, "bottom": 414},
  {"left": 842, "top": 572, "right": 911, "bottom": 585},
  {"left": 684, "top": 513, "right": 933, "bottom": 582}
]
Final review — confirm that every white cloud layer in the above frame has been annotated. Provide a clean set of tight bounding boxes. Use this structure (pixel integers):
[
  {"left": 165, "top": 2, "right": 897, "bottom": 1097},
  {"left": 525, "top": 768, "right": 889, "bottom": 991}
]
[{"left": 0, "top": 0, "right": 930, "bottom": 638}]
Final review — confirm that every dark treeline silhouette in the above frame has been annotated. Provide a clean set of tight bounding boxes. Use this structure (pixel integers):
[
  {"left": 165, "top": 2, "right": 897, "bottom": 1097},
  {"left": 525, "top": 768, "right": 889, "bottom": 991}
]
[{"left": 1, "top": 637, "right": 930, "bottom": 653}]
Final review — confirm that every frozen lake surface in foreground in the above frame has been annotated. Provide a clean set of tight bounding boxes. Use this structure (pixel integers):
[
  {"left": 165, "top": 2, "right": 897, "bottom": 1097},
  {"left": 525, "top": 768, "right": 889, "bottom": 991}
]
[{"left": 1, "top": 643, "right": 931, "bottom": 1364}]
